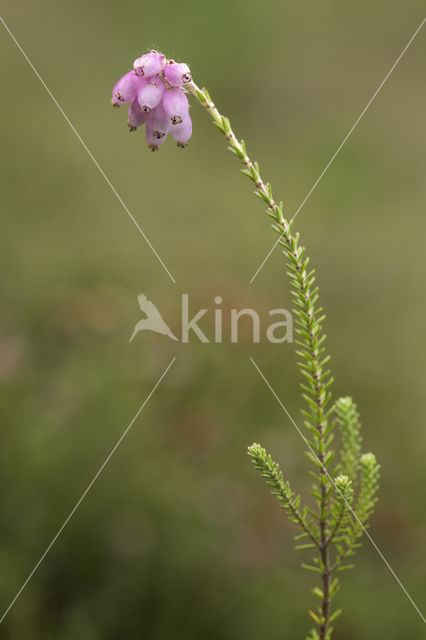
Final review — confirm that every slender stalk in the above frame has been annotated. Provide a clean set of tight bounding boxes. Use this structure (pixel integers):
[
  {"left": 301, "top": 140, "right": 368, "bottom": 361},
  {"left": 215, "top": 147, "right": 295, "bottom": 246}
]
[
  {"left": 187, "top": 80, "right": 333, "bottom": 638},
  {"left": 326, "top": 506, "right": 345, "bottom": 547}
]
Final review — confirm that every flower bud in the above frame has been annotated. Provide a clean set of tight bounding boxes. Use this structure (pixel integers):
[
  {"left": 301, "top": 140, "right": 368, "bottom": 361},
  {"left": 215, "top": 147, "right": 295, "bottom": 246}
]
[
  {"left": 111, "top": 71, "right": 145, "bottom": 106},
  {"left": 138, "top": 77, "right": 165, "bottom": 114},
  {"left": 164, "top": 60, "right": 192, "bottom": 87},
  {"left": 133, "top": 50, "right": 164, "bottom": 78},
  {"left": 169, "top": 113, "right": 192, "bottom": 147},
  {"left": 162, "top": 88, "right": 189, "bottom": 125},
  {"left": 146, "top": 104, "right": 170, "bottom": 151},
  {"left": 127, "top": 99, "right": 148, "bottom": 131}
]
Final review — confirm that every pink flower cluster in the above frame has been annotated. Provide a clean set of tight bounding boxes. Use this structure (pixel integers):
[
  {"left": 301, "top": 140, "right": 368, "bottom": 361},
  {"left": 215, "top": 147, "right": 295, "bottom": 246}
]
[{"left": 111, "top": 51, "right": 192, "bottom": 151}]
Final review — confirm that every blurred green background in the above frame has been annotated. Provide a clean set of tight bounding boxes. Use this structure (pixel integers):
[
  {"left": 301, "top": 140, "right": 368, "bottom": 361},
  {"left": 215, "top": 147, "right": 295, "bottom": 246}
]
[{"left": 0, "top": 1, "right": 425, "bottom": 638}]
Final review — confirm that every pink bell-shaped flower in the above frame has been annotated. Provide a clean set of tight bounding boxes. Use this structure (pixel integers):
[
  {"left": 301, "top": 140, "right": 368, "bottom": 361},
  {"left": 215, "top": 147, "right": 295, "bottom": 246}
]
[
  {"left": 164, "top": 61, "right": 192, "bottom": 87},
  {"left": 127, "top": 99, "right": 149, "bottom": 132},
  {"left": 162, "top": 88, "right": 189, "bottom": 125},
  {"left": 145, "top": 104, "right": 170, "bottom": 151},
  {"left": 169, "top": 113, "right": 192, "bottom": 147},
  {"left": 138, "top": 77, "right": 166, "bottom": 114},
  {"left": 111, "top": 71, "right": 145, "bottom": 106},
  {"left": 133, "top": 51, "right": 164, "bottom": 78}
]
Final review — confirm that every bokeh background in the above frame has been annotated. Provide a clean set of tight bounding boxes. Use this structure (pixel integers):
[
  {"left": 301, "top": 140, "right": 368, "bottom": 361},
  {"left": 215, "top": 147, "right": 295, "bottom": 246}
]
[{"left": 0, "top": 1, "right": 425, "bottom": 638}]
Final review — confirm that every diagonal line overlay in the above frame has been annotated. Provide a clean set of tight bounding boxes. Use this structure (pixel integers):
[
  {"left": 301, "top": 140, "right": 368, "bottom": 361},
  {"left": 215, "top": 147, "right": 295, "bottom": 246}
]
[
  {"left": 0, "top": 16, "right": 176, "bottom": 284},
  {"left": 250, "top": 356, "right": 426, "bottom": 625},
  {"left": 0, "top": 357, "right": 176, "bottom": 624},
  {"left": 250, "top": 18, "right": 425, "bottom": 284}
]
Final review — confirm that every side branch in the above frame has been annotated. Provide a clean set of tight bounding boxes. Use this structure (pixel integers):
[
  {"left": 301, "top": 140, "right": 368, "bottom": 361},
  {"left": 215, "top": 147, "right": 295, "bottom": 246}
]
[{"left": 248, "top": 444, "right": 320, "bottom": 549}]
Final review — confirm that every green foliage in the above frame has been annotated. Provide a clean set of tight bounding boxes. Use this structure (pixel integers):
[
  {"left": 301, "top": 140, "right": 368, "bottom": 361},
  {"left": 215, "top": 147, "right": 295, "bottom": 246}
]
[
  {"left": 330, "top": 475, "right": 353, "bottom": 542},
  {"left": 247, "top": 429, "right": 379, "bottom": 639},
  {"left": 189, "top": 80, "right": 381, "bottom": 639},
  {"left": 356, "top": 453, "right": 380, "bottom": 526},
  {"left": 248, "top": 444, "right": 319, "bottom": 547},
  {"left": 332, "top": 453, "right": 380, "bottom": 574},
  {"left": 335, "top": 397, "right": 362, "bottom": 482}
]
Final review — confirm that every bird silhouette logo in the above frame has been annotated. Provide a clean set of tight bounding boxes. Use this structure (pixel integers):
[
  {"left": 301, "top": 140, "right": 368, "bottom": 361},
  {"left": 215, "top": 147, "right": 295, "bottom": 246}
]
[{"left": 129, "top": 293, "right": 179, "bottom": 343}]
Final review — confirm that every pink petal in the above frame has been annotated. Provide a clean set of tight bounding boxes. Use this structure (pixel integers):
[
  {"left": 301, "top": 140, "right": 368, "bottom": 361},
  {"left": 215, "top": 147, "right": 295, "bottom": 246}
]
[
  {"left": 145, "top": 104, "right": 170, "bottom": 151},
  {"left": 133, "top": 51, "right": 164, "bottom": 78},
  {"left": 169, "top": 113, "right": 192, "bottom": 147},
  {"left": 164, "top": 61, "right": 192, "bottom": 87},
  {"left": 137, "top": 77, "right": 165, "bottom": 114},
  {"left": 162, "top": 88, "right": 189, "bottom": 125},
  {"left": 127, "top": 99, "right": 149, "bottom": 131},
  {"left": 111, "top": 71, "right": 145, "bottom": 106}
]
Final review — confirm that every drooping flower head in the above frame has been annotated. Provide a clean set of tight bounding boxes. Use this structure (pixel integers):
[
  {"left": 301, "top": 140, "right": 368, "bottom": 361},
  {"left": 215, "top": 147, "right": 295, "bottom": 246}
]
[{"left": 111, "top": 50, "right": 193, "bottom": 151}]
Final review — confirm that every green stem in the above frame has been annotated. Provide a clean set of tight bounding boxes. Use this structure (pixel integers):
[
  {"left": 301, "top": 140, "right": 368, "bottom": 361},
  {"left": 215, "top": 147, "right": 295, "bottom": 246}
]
[{"left": 188, "top": 79, "right": 333, "bottom": 638}]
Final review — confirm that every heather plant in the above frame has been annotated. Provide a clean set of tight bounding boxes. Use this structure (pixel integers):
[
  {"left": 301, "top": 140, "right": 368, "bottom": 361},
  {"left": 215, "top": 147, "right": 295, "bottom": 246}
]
[{"left": 111, "top": 51, "right": 380, "bottom": 640}]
